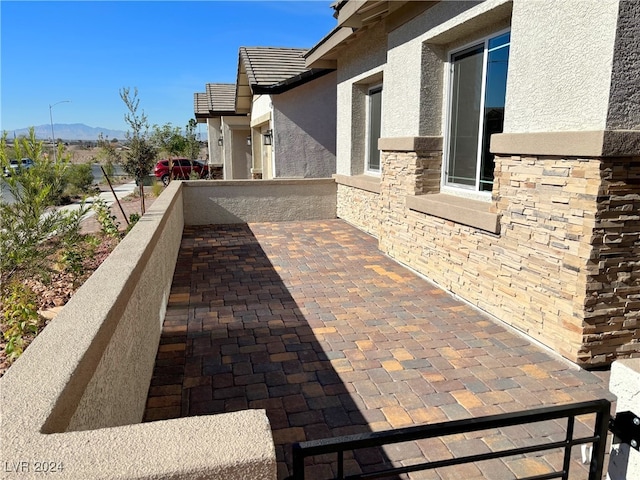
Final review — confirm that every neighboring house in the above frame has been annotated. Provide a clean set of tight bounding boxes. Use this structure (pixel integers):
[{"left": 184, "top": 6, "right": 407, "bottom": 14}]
[
  {"left": 306, "top": 0, "right": 640, "bottom": 367},
  {"left": 194, "top": 83, "right": 248, "bottom": 180},
  {"left": 194, "top": 46, "right": 337, "bottom": 180}
]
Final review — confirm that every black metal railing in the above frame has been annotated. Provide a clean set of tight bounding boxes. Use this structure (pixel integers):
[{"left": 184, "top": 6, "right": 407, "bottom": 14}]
[{"left": 289, "top": 399, "right": 611, "bottom": 480}]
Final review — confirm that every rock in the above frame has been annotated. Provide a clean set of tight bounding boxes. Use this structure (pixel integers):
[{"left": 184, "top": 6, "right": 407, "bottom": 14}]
[{"left": 38, "top": 306, "right": 65, "bottom": 321}]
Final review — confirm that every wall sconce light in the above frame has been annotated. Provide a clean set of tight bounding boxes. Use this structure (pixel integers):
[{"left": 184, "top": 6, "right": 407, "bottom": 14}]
[
  {"left": 217, "top": 137, "right": 223, "bottom": 146},
  {"left": 263, "top": 129, "right": 272, "bottom": 146},
  {"left": 246, "top": 135, "right": 252, "bottom": 146}
]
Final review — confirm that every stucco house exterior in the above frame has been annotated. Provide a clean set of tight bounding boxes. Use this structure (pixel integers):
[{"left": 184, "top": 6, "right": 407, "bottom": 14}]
[
  {"left": 195, "top": 47, "right": 337, "bottom": 180},
  {"left": 306, "top": 0, "right": 640, "bottom": 367},
  {"left": 194, "top": 83, "right": 246, "bottom": 180}
]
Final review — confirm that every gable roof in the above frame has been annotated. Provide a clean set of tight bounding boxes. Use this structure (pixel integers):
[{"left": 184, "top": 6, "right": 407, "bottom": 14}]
[
  {"left": 240, "top": 47, "right": 309, "bottom": 87},
  {"left": 194, "top": 83, "right": 239, "bottom": 120},
  {"left": 235, "top": 46, "right": 334, "bottom": 113},
  {"left": 206, "top": 83, "right": 237, "bottom": 114},
  {"left": 194, "top": 92, "right": 210, "bottom": 119}
]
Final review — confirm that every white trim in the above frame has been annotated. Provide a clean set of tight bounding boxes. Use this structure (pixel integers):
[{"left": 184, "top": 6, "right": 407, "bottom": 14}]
[
  {"left": 440, "top": 185, "right": 491, "bottom": 203},
  {"left": 441, "top": 28, "right": 510, "bottom": 195},
  {"left": 270, "top": 126, "right": 276, "bottom": 179},
  {"left": 476, "top": 41, "right": 489, "bottom": 190}
]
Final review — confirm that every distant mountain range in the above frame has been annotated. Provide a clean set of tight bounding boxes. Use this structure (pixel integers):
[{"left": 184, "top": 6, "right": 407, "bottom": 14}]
[{"left": 4, "top": 124, "right": 128, "bottom": 141}]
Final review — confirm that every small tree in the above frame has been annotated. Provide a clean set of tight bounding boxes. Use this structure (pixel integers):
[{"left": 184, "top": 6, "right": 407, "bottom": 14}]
[
  {"left": 11, "top": 128, "right": 69, "bottom": 205},
  {"left": 151, "top": 123, "right": 186, "bottom": 158},
  {"left": 151, "top": 123, "right": 187, "bottom": 184},
  {"left": 184, "top": 119, "right": 200, "bottom": 161},
  {"left": 96, "top": 133, "right": 121, "bottom": 179},
  {"left": 119, "top": 87, "right": 156, "bottom": 214},
  {"left": 0, "top": 130, "right": 87, "bottom": 284}
]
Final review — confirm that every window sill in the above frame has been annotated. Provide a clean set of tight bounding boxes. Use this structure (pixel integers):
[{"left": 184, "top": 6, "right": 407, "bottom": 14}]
[
  {"left": 334, "top": 174, "right": 381, "bottom": 194},
  {"left": 406, "top": 193, "right": 500, "bottom": 234}
]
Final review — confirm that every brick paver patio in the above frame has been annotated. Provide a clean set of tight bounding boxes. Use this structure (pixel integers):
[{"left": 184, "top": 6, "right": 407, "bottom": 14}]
[{"left": 144, "top": 220, "right": 612, "bottom": 479}]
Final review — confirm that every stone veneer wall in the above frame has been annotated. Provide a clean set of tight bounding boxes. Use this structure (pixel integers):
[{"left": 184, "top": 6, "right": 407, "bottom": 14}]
[
  {"left": 586, "top": 158, "right": 640, "bottom": 363},
  {"left": 210, "top": 166, "right": 224, "bottom": 180},
  {"left": 337, "top": 183, "right": 381, "bottom": 238},
  {"left": 493, "top": 154, "right": 603, "bottom": 364},
  {"left": 338, "top": 148, "right": 640, "bottom": 366}
]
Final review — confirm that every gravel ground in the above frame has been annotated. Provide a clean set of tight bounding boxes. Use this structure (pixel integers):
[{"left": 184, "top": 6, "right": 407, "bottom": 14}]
[{"left": 81, "top": 191, "right": 156, "bottom": 234}]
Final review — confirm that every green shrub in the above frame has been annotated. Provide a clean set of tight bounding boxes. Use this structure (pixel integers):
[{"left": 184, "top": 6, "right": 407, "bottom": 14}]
[
  {"left": 103, "top": 160, "right": 116, "bottom": 179},
  {"left": 92, "top": 198, "right": 121, "bottom": 238},
  {"left": 1, "top": 282, "right": 42, "bottom": 361},
  {"left": 65, "top": 163, "right": 95, "bottom": 197},
  {"left": 4, "top": 129, "right": 70, "bottom": 205},
  {"left": 125, "top": 213, "right": 141, "bottom": 234},
  {"left": 0, "top": 131, "right": 88, "bottom": 285},
  {"left": 151, "top": 181, "right": 163, "bottom": 197}
]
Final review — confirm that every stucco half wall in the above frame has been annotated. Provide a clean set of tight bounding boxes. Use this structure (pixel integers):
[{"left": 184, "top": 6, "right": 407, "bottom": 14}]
[
  {"left": 0, "top": 182, "right": 276, "bottom": 479},
  {"left": 183, "top": 178, "right": 338, "bottom": 225}
]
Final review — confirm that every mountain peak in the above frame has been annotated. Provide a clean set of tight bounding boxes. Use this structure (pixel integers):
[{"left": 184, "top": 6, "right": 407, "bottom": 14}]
[{"left": 4, "top": 124, "right": 128, "bottom": 141}]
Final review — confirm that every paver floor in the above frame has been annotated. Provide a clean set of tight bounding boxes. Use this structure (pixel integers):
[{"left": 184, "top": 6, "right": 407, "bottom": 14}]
[{"left": 144, "top": 220, "right": 612, "bottom": 479}]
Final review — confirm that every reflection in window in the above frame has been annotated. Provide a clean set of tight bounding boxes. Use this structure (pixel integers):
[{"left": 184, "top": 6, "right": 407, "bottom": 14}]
[
  {"left": 445, "top": 31, "right": 510, "bottom": 192},
  {"left": 367, "top": 86, "right": 382, "bottom": 173}
]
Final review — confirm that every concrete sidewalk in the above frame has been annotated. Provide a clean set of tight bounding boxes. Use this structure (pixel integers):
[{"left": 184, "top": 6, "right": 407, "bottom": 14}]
[
  {"left": 145, "top": 220, "right": 613, "bottom": 479},
  {"left": 58, "top": 180, "right": 138, "bottom": 218}
]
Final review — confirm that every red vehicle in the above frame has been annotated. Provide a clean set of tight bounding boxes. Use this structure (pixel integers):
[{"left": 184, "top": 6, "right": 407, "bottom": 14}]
[{"left": 154, "top": 158, "right": 209, "bottom": 185}]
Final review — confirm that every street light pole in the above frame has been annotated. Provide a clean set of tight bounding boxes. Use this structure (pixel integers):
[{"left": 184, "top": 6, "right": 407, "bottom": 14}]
[{"left": 49, "top": 100, "right": 71, "bottom": 161}]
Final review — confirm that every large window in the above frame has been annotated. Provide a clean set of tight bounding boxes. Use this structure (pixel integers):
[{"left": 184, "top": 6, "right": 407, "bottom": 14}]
[
  {"left": 367, "top": 85, "right": 383, "bottom": 173},
  {"left": 444, "top": 31, "right": 510, "bottom": 193}
]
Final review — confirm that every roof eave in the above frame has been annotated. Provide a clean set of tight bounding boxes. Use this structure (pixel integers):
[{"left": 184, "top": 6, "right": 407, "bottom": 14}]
[
  {"left": 305, "top": 26, "right": 356, "bottom": 69},
  {"left": 252, "top": 68, "right": 335, "bottom": 95}
]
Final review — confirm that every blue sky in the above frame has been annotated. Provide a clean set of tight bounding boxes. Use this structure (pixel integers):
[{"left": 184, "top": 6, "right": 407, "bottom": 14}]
[{"left": 1, "top": 1, "right": 336, "bottom": 134}]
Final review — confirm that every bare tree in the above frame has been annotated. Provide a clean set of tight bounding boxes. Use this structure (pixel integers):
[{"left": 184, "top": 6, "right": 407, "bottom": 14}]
[{"left": 119, "top": 87, "right": 156, "bottom": 214}]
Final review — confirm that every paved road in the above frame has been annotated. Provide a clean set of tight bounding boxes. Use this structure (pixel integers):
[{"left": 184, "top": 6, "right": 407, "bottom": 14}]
[{"left": 0, "top": 179, "right": 16, "bottom": 204}]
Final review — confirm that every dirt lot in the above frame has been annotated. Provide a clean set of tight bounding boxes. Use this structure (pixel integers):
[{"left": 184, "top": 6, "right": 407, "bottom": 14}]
[
  {"left": 65, "top": 144, "right": 113, "bottom": 164},
  {"left": 63, "top": 144, "right": 209, "bottom": 165}
]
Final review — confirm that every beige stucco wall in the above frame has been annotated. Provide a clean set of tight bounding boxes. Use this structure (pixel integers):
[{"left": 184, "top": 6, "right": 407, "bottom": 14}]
[
  {"left": 335, "top": 1, "right": 513, "bottom": 173},
  {"left": 221, "top": 115, "right": 251, "bottom": 179},
  {"left": 380, "top": 0, "right": 513, "bottom": 138},
  {"left": 385, "top": 0, "right": 489, "bottom": 137},
  {"left": 207, "top": 117, "right": 223, "bottom": 166},
  {"left": 607, "top": 0, "right": 640, "bottom": 130},
  {"left": 0, "top": 182, "right": 276, "bottom": 479},
  {"left": 336, "top": 20, "right": 387, "bottom": 176},
  {"left": 378, "top": 0, "right": 624, "bottom": 136},
  {"left": 183, "top": 178, "right": 337, "bottom": 225},
  {"left": 272, "top": 71, "right": 337, "bottom": 178},
  {"left": 252, "top": 93, "right": 272, "bottom": 120},
  {"left": 504, "top": 0, "right": 619, "bottom": 133}
]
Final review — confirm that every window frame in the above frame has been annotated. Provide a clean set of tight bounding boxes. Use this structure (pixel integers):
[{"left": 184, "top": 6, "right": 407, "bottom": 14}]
[
  {"left": 365, "top": 84, "right": 383, "bottom": 176},
  {"left": 441, "top": 28, "right": 510, "bottom": 200}
]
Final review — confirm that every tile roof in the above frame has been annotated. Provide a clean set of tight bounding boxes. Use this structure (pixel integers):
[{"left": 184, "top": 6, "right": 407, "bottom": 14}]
[
  {"left": 239, "top": 47, "right": 309, "bottom": 87},
  {"left": 197, "top": 47, "right": 336, "bottom": 117},
  {"left": 206, "top": 83, "right": 236, "bottom": 113},
  {"left": 194, "top": 92, "right": 209, "bottom": 118},
  {"left": 194, "top": 83, "right": 238, "bottom": 119}
]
